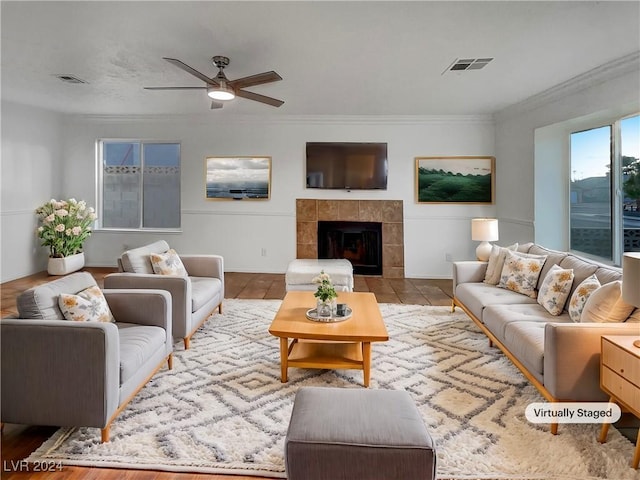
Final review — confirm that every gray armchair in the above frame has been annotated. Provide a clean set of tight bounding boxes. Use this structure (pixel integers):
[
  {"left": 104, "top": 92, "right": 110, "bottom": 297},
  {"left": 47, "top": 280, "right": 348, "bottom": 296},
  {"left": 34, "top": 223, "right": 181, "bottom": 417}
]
[
  {"left": 0, "top": 272, "right": 173, "bottom": 442},
  {"left": 104, "top": 240, "right": 224, "bottom": 349}
]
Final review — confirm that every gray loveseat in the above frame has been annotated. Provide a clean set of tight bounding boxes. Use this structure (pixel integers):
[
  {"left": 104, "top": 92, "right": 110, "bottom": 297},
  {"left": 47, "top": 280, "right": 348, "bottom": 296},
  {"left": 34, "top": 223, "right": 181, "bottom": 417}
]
[
  {"left": 104, "top": 240, "right": 224, "bottom": 349},
  {"left": 452, "top": 243, "right": 639, "bottom": 433},
  {"left": 0, "top": 272, "right": 173, "bottom": 442}
]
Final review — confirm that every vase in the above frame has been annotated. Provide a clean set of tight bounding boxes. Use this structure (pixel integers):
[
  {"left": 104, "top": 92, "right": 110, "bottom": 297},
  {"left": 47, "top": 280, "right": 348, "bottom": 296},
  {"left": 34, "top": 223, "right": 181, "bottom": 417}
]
[
  {"left": 47, "top": 252, "right": 85, "bottom": 276},
  {"left": 317, "top": 298, "right": 337, "bottom": 318}
]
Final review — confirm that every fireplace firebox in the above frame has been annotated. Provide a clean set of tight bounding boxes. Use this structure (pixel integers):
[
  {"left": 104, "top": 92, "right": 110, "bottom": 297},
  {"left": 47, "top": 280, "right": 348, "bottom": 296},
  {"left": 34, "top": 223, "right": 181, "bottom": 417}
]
[{"left": 318, "top": 221, "right": 382, "bottom": 275}]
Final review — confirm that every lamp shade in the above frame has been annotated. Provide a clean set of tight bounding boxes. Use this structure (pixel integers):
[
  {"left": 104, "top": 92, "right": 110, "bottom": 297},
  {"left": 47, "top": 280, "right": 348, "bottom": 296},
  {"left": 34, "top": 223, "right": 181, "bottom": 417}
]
[
  {"left": 622, "top": 252, "right": 640, "bottom": 308},
  {"left": 471, "top": 218, "right": 499, "bottom": 242}
]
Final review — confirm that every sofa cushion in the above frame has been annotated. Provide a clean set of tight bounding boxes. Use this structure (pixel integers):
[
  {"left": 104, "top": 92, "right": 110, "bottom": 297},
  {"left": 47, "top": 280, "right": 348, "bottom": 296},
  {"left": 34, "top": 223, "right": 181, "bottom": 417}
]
[
  {"left": 117, "top": 323, "right": 166, "bottom": 385},
  {"left": 121, "top": 240, "right": 171, "bottom": 274},
  {"left": 559, "top": 255, "right": 599, "bottom": 299},
  {"left": 483, "top": 303, "right": 572, "bottom": 343},
  {"left": 536, "top": 264, "right": 574, "bottom": 315},
  {"left": 503, "top": 321, "right": 546, "bottom": 381},
  {"left": 497, "top": 250, "right": 547, "bottom": 298},
  {"left": 568, "top": 274, "right": 600, "bottom": 322},
  {"left": 58, "top": 286, "right": 115, "bottom": 323},
  {"left": 484, "top": 243, "right": 518, "bottom": 285},
  {"left": 455, "top": 283, "right": 536, "bottom": 322},
  {"left": 17, "top": 272, "right": 98, "bottom": 320},
  {"left": 191, "top": 277, "right": 222, "bottom": 312},
  {"left": 529, "top": 245, "right": 569, "bottom": 290},
  {"left": 594, "top": 266, "right": 623, "bottom": 286},
  {"left": 580, "top": 280, "right": 635, "bottom": 323},
  {"left": 150, "top": 249, "right": 188, "bottom": 277}
]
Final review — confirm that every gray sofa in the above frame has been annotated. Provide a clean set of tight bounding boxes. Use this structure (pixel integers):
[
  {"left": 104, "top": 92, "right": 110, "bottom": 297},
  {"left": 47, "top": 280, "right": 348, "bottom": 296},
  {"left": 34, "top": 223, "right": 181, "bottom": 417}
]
[
  {"left": 104, "top": 240, "right": 224, "bottom": 349},
  {"left": 452, "top": 243, "right": 639, "bottom": 433},
  {"left": 0, "top": 272, "right": 173, "bottom": 442}
]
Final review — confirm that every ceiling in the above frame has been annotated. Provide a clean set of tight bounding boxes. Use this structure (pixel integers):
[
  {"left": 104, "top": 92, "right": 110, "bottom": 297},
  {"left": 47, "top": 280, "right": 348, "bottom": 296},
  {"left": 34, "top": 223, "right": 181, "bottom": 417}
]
[{"left": 1, "top": 1, "right": 639, "bottom": 116}]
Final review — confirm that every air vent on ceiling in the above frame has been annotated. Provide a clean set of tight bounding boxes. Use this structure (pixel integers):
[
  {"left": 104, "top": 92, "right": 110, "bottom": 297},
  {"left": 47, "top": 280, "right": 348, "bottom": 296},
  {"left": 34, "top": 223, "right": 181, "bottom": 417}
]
[
  {"left": 54, "top": 74, "right": 88, "bottom": 84},
  {"left": 443, "top": 58, "right": 493, "bottom": 74}
]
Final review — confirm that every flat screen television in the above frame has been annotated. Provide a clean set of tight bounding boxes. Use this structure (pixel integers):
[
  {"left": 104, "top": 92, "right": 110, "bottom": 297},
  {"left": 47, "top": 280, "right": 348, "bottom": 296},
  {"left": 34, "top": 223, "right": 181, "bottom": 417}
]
[{"left": 306, "top": 142, "right": 388, "bottom": 190}]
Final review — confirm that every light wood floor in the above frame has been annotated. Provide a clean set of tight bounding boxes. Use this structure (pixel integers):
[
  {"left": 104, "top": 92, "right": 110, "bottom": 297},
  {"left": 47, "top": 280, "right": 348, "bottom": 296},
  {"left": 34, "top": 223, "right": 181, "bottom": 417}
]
[{"left": 0, "top": 268, "right": 453, "bottom": 479}]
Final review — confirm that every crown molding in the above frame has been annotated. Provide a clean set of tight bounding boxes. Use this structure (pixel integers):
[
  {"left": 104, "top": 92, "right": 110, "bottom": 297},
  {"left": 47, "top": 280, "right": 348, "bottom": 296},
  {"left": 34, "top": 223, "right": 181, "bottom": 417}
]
[
  {"left": 494, "top": 52, "right": 640, "bottom": 122},
  {"left": 64, "top": 113, "right": 494, "bottom": 126}
]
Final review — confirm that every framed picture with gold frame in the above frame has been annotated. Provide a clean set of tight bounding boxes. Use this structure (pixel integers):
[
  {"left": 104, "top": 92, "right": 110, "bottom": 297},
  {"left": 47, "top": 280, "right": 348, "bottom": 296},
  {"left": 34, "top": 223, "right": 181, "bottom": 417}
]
[
  {"left": 415, "top": 156, "right": 495, "bottom": 204},
  {"left": 205, "top": 156, "right": 271, "bottom": 200}
]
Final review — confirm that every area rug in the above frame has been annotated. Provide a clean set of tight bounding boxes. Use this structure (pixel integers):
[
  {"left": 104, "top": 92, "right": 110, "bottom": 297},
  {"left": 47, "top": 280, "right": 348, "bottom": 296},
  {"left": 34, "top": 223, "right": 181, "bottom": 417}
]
[{"left": 28, "top": 299, "right": 639, "bottom": 480}]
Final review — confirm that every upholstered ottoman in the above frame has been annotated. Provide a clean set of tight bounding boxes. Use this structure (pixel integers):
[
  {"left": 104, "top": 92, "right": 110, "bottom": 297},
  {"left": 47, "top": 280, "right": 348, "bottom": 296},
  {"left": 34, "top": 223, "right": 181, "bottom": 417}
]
[
  {"left": 285, "top": 387, "right": 436, "bottom": 480},
  {"left": 285, "top": 259, "right": 354, "bottom": 292}
]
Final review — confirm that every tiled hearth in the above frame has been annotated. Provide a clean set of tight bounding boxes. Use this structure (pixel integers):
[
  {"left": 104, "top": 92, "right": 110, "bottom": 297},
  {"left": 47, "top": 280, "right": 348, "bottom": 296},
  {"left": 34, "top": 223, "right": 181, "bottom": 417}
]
[{"left": 296, "top": 199, "right": 404, "bottom": 278}]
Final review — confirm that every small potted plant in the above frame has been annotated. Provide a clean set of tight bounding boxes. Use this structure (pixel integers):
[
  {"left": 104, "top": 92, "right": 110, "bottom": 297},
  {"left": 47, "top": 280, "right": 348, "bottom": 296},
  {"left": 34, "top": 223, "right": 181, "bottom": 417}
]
[
  {"left": 35, "top": 198, "right": 97, "bottom": 275},
  {"left": 312, "top": 270, "right": 338, "bottom": 318}
]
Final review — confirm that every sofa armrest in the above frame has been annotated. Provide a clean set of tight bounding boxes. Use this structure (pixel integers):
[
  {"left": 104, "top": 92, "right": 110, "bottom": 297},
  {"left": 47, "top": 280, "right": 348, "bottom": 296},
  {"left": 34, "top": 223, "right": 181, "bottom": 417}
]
[
  {"left": 544, "top": 322, "right": 640, "bottom": 401},
  {"left": 103, "top": 289, "right": 172, "bottom": 340},
  {"left": 0, "top": 319, "right": 119, "bottom": 428},
  {"left": 104, "top": 273, "right": 190, "bottom": 338},
  {"left": 452, "top": 261, "right": 488, "bottom": 294}
]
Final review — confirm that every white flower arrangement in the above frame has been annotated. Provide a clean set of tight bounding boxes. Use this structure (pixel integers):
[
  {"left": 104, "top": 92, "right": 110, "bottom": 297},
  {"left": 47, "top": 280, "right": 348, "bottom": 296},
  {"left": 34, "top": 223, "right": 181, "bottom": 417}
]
[
  {"left": 312, "top": 270, "right": 338, "bottom": 302},
  {"left": 35, "top": 198, "right": 97, "bottom": 257}
]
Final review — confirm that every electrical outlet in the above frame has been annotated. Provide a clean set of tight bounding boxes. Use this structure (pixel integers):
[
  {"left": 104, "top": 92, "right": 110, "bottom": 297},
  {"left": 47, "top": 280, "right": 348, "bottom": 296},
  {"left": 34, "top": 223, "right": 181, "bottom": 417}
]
[
  {"left": 261, "top": 248, "right": 267, "bottom": 257},
  {"left": 445, "top": 253, "right": 453, "bottom": 262}
]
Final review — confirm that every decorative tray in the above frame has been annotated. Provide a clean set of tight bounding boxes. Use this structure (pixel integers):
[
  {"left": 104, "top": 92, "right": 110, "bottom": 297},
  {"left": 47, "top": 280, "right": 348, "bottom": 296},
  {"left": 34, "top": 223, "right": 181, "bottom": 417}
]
[{"left": 305, "top": 305, "right": 352, "bottom": 323}]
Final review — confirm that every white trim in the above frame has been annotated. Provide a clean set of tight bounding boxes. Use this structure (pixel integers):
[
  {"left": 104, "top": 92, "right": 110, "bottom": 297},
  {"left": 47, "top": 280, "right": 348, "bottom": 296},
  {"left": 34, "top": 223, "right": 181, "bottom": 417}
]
[
  {"left": 494, "top": 52, "right": 640, "bottom": 122},
  {"left": 65, "top": 114, "right": 494, "bottom": 126}
]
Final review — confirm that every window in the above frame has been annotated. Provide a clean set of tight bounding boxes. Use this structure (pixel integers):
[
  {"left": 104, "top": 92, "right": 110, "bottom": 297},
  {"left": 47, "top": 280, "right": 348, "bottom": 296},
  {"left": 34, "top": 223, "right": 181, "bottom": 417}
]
[
  {"left": 570, "top": 114, "right": 639, "bottom": 263},
  {"left": 98, "top": 140, "right": 181, "bottom": 230}
]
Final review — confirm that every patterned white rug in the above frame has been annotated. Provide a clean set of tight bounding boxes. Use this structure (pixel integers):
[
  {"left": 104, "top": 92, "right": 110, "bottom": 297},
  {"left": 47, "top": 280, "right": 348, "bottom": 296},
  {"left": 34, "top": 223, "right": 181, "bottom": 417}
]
[{"left": 28, "top": 299, "right": 639, "bottom": 480}]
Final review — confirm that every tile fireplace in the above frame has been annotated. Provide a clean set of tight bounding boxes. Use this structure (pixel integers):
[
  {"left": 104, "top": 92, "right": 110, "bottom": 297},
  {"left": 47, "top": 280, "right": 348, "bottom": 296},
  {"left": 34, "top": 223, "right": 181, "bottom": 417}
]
[{"left": 295, "top": 199, "right": 404, "bottom": 278}]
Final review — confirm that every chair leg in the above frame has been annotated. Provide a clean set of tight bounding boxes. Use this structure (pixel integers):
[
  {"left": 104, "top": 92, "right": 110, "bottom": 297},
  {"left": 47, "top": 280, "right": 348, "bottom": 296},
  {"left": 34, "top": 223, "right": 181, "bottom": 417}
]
[
  {"left": 183, "top": 336, "right": 190, "bottom": 350},
  {"left": 218, "top": 303, "right": 223, "bottom": 314},
  {"left": 101, "top": 425, "right": 110, "bottom": 443},
  {"left": 450, "top": 300, "right": 455, "bottom": 313},
  {"left": 167, "top": 353, "right": 173, "bottom": 370},
  {"left": 551, "top": 422, "right": 558, "bottom": 435}
]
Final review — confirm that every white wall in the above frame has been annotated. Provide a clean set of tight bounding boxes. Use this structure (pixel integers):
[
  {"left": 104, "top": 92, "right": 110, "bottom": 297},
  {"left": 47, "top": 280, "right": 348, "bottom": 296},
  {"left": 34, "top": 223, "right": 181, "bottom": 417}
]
[
  {"left": 494, "top": 54, "right": 640, "bottom": 248},
  {"left": 1, "top": 101, "right": 63, "bottom": 281},
  {"left": 62, "top": 114, "right": 496, "bottom": 278}
]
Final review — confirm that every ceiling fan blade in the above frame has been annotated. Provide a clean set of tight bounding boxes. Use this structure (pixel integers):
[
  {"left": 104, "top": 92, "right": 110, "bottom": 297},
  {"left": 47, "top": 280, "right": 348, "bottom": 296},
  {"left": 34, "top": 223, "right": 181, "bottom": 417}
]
[
  {"left": 236, "top": 89, "right": 284, "bottom": 107},
  {"left": 211, "top": 100, "right": 223, "bottom": 109},
  {"left": 163, "top": 57, "right": 218, "bottom": 86},
  {"left": 228, "top": 71, "right": 282, "bottom": 90},
  {"left": 144, "top": 86, "right": 208, "bottom": 90}
]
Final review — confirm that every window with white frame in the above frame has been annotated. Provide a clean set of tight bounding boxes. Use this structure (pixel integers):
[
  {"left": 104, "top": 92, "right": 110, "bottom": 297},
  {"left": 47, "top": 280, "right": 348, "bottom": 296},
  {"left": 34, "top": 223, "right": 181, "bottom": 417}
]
[
  {"left": 570, "top": 114, "right": 640, "bottom": 263},
  {"left": 98, "top": 140, "right": 181, "bottom": 230}
]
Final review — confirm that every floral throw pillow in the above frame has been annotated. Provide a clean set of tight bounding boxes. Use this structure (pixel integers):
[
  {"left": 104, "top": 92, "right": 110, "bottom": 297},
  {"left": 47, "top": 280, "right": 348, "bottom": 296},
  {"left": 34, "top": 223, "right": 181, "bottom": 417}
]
[
  {"left": 497, "top": 250, "right": 547, "bottom": 298},
  {"left": 536, "top": 264, "right": 574, "bottom": 315},
  {"left": 59, "top": 286, "right": 114, "bottom": 322},
  {"left": 149, "top": 249, "right": 188, "bottom": 276},
  {"left": 568, "top": 274, "right": 601, "bottom": 322}
]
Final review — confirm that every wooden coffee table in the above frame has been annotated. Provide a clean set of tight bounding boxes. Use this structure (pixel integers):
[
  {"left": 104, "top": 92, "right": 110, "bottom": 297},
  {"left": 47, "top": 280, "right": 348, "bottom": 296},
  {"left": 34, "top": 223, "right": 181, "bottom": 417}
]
[{"left": 268, "top": 291, "right": 388, "bottom": 387}]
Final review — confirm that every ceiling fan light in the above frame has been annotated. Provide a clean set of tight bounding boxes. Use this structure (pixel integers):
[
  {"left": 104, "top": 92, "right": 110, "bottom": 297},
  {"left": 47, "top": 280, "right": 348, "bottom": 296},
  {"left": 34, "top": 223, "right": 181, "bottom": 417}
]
[{"left": 207, "top": 86, "right": 235, "bottom": 101}]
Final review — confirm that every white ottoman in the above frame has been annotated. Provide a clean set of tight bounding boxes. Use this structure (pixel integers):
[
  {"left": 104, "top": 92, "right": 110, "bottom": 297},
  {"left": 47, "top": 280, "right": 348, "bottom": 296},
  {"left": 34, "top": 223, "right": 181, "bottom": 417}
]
[{"left": 285, "top": 259, "right": 354, "bottom": 292}]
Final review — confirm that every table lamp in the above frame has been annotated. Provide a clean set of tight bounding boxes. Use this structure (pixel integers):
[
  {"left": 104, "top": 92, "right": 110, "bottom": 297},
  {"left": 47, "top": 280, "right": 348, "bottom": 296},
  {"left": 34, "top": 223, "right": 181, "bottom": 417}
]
[
  {"left": 622, "top": 252, "right": 640, "bottom": 348},
  {"left": 471, "top": 218, "right": 499, "bottom": 261}
]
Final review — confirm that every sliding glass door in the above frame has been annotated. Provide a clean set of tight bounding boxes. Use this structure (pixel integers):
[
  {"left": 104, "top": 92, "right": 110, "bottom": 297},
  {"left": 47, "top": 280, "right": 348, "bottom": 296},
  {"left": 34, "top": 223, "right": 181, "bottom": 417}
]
[{"left": 570, "top": 114, "right": 639, "bottom": 264}]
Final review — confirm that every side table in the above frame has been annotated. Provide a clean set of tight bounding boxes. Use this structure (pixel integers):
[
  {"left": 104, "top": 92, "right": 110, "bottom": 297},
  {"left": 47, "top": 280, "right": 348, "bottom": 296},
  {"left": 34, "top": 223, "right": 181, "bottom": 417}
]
[{"left": 598, "top": 335, "right": 640, "bottom": 469}]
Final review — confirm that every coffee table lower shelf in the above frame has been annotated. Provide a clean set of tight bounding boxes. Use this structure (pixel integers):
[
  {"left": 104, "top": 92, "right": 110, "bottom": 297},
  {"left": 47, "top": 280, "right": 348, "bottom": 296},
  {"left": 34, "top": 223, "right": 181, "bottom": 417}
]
[{"left": 279, "top": 338, "right": 371, "bottom": 386}]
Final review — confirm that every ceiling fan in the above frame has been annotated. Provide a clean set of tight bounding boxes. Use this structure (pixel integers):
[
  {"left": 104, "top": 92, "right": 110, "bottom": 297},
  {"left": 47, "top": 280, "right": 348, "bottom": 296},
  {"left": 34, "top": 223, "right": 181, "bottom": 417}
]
[{"left": 145, "top": 56, "right": 283, "bottom": 109}]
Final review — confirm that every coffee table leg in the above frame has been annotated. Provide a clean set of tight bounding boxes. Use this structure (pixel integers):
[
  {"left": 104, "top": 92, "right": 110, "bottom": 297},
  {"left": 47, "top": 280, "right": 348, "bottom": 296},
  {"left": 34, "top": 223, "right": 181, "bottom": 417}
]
[
  {"left": 279, "top": 337, "right": 289, "bottom": 383},
  {"left": 362, "top": 342, "right": 371, "bottom": 387}
]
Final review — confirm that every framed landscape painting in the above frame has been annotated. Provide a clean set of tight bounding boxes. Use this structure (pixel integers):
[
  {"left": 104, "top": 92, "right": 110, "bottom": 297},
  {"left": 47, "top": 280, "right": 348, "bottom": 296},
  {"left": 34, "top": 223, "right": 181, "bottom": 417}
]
[
  {"left": 205, "top": 156, "right": 271, "bottom": 200},
  {"left": 415, "top": 156, "right": 495, "bottom": 204}
]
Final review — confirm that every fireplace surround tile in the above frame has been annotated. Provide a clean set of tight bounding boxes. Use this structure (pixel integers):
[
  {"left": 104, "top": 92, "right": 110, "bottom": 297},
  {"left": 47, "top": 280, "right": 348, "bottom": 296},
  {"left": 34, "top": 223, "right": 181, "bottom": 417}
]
[{"left": 296, "top": 199, "right": 404, "bottom": 278}]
